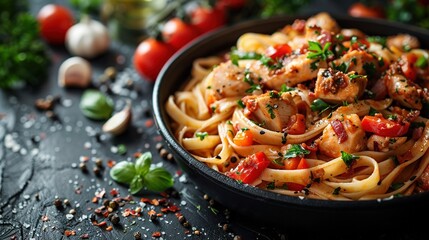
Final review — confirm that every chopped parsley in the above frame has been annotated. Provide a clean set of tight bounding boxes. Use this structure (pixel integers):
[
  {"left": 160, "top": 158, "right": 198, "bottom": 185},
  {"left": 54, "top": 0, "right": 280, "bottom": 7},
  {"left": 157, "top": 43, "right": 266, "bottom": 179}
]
[
  {"left": 310, "top": 98, "right": 334, "bottom": 113},
  {"left": 416, "top": 55, "right": 428, "bottom": 68},
  {"left": 195, "top": 132, "right": 208, "bottom": 141},
  {"left": 366, "top": 36, "right": 387, "bottom": 48},
  {"left": 332, "top": 187, "right": 341, "bottom": 195},
  {"left": 341, "top": 151, "right": 359, "bottom": 168},
  {"left": 230, "top": 47, "right": 262, "bottom": 66},
  {"left": 283, "top": 144, "right": 310, "bottom": 159},
  {"left": 307, "top": 41, "right": 333, "bottom": 61},
  {"left": 280, "top": 84, "right": 295, "bottom": 93},
  {"left": 266, "top": 104, "right": 276, "bottom": 119},
  {"left": 237, "top": 99, "right": 245, "bottom": 108}
]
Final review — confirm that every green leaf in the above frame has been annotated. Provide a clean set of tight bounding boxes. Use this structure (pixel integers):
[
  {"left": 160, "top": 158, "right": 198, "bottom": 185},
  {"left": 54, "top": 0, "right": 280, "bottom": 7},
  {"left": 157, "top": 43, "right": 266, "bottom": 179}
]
[
  {"left": 135, "top": 152, "right": 151, "bottom": 175},
  {"left": 130, "top": 176, "right": 143, "bottom": 194},
  {"left": 143, "top": 168, "right": 174, "bottom": 192},
  {"left": 283, "top": 144, "right": 310, "bottom": 159},
  {"left": 341, "top": 151, "right": 359, "bottom": 168},
  {"left": 195, "top": 132, "right": 208, "bottom": 141},
  {"left": 110, "top": 161, "right": 136, "bottom": 184},
  {"left": 79, "top": 90, "right": 114, "bottom": 120},
  {"left": 310, "top": 99, "right": 330, "bottom": 112}
]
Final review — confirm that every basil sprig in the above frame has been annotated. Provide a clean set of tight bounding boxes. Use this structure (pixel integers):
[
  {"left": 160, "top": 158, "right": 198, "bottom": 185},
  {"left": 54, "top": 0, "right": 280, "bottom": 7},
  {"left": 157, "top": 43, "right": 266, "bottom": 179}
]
[
  {"left": 110, "top": 152, "right": 174, "bottom": 194},
  {"left": 79, "top": 89, "right": 114, "bottom": 120}
]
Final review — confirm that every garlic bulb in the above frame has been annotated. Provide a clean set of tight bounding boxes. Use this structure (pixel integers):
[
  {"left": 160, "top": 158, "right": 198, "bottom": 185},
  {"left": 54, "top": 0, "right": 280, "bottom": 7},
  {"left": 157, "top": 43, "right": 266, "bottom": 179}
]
[
  {"left": 102, "top": 100, "right": 132, "bottom": 135},
  {"left": 58, "top": 56, "right": 92, "bottom": 88},
  {"left": 65, "top": 15, "right": 110, "bottom": 58}
]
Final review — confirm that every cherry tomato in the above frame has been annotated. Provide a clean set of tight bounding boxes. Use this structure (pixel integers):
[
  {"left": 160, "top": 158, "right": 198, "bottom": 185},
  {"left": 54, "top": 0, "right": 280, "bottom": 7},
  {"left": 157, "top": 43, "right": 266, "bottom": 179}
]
[
  {"left": 162, "top": 18, "right": 200, "bottom": 51},
  {"left": 233, "top": 129, "right": 253, "bottom": 146},
  {"left": 226, "top": 152, "right": 270, "bottom": 184},
  {"left": 133, "top": 37, "right": 175, "bottom": 82},
  {"left": 191, "top": 6, "right": 226, "bottom": 34},
  {"left": 348, "top": 3, "right": 385, "bottom": 19},
  {"left": 361, "top": 116, "right": 410, "bottom": 137},
  {"left": 37, "top": 4, "right": 74, "bottom": 45},
  {"left": 265, "top": 44, "right": 292, "bottom": 60}
]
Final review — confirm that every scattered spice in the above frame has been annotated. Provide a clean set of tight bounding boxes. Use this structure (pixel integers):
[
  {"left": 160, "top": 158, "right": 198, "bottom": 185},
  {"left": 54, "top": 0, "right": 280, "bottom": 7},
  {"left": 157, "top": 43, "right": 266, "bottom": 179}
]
[
  {"left": 109, "top": 213, "right": 120, "bottom": 225},
  {"left": 134, "top": 231, "right": 142, "bottom": 240},
  {"left": 64, "top": 230, "right": 76, "bottom": 236},
  {"left": 63, "top": 199, "right": 70, "bottom": 206},
  {"left": 152, "top": 231, "right": 162, "bottom": 238},
  {"left": 54, "top": 198, "right": 63, "bottom": 209},
  {"left": 69, "top": 209, "right": 76, "bottom": 215}
]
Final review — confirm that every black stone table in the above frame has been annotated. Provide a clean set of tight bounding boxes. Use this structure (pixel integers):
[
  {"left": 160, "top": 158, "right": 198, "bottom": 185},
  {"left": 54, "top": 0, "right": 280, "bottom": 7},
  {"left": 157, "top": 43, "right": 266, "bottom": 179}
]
[{"left": 0, "top": 0, "right": 427, "bottom": 240}]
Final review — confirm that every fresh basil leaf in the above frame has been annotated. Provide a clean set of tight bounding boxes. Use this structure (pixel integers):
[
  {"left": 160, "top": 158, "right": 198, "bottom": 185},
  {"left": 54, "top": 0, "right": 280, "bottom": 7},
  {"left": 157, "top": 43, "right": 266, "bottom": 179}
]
[
  {"left": 110, "top": 161, "right": 136, "bottom": 184},
  {"left": 143, "top": 168, "right": 174, "bottom": 192},
  {"left": 80, "top": 89, "right": 114, "bottom": 120},
  {"left": 130, "top": 176, "right": 143, "bottom": 194},
  {"left": 135, "top": 152, "right": 151, "bottom": 175},
  {"left": 310, "top": 99, "right": 330, "bottom": 112}
]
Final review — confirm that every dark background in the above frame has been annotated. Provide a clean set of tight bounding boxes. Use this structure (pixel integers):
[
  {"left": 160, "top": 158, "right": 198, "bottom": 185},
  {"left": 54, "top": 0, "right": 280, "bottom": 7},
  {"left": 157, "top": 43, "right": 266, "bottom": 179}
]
[{"left": 1, "top": 0, "right": 428, "bottom": 239}]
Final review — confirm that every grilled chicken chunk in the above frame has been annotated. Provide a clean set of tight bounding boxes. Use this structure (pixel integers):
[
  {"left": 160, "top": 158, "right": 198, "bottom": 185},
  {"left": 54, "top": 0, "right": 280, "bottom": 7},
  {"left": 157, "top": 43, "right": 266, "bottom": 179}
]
[
  {"left": 258, "top": 54, "right": 327, "bottom": 90},
  {"left": 242, "top": 91, "right": 297, "bottom": 132},
  {"left": 306, "top": 12, "right": 340, "bottom": 34},
  {"left": 317, "top": 114, "right": 366, "bottom": 158},
  {"left": 333, "top": 50, "right": 380, "bottom": 78},
  {"left": 384, "top": 73, "right": 422, "bottom": 110},
  {"left": 366, "top": 135, "right": 407, "bottom": 152},
  {"left": 209, "top": 61, "right": 262, "bottom": 100},
  {"left": 314, "top": 68, "right": 368, "bottom": 104}
]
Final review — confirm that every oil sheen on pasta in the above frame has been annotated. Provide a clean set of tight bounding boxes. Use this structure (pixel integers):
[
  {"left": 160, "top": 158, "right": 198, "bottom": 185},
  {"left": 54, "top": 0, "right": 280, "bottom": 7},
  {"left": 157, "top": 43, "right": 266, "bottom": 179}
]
[{"left": 166, "top": 12, "right": 429, "bottom": 200}]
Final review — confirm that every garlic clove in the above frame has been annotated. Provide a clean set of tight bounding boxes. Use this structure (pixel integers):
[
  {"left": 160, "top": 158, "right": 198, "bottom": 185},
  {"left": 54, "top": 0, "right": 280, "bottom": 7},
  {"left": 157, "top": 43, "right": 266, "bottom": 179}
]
[
  {"left": 102, "top": 101, "right": 132, "bottom": 135},
  {"left": 58, "top": 56, "right": 92, "bottom": 88}
]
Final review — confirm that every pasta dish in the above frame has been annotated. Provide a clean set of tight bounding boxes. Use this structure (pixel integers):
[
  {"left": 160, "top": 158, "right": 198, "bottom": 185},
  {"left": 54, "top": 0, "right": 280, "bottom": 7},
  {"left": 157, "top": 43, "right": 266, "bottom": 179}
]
[{"left": 165, "top": 12, "right": 429, "bottom": 200}]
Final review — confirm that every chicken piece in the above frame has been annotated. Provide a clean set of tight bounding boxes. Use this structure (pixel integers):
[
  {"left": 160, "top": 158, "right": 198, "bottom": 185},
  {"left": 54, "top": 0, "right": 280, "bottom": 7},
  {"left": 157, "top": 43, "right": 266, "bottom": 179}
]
[
  {"left": 314, "top": 68, "right": 368, "bottom": 104},
  {"left": 366, "top": 135, "right": 407, "bottom": 152},
  {"left": 387, "top": 34, "right": 420, "bottom": 53},
  {"left": 340, "top": 28, "right": 366, "bottom": 40},
  {"left": 333, "top": 50, "right": 380, "bottom": 79},
  {"left": 306, "top": 12, "right": 340, "bottom": 34},
  {"left": 384, "top": 73, "right": 422, "bottom": 110},
  {"left": 255, "top": 54, "right": 327, "bottom": 91},
  {"left": 317, "top": 114, "right": 366, "bottom": 158},
  {"left": 208, "top": 61, "right": 262, "bottom": 100},
  {"left": 242, "top": 92, "right": 297, "bottom": 132}
]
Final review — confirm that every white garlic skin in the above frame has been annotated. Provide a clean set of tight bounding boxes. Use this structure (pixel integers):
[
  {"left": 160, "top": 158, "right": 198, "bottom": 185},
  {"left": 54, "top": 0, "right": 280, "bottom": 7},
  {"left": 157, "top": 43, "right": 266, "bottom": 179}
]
[
  {"left": 58, "top": 56, "right": 92, "bottom": 88},
  {"left": 66, "top": 17, "right": 110, "bottom": 58}
]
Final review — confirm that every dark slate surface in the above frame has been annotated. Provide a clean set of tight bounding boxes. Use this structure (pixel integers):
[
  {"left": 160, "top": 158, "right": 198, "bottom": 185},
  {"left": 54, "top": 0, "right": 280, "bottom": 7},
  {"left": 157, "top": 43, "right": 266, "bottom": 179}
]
[{"left": 0, "top": 0, "right": 427, "bottom": 240}]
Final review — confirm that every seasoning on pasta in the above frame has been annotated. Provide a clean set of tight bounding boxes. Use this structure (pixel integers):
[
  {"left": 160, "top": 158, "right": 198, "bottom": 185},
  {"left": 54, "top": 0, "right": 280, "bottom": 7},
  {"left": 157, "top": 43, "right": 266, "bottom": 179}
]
[{"left": 165, "top": 12, "right": 429, "bottom": 200}]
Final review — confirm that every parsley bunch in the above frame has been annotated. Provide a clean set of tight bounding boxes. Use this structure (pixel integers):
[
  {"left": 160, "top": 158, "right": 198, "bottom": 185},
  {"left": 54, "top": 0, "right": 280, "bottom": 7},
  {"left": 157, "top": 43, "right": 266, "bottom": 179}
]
[
  {"left": 0, "top": 0, "right": 50, "bottom": 89},
  {"left": 110, "top": 152, "right": 174, "bottom": 194}
]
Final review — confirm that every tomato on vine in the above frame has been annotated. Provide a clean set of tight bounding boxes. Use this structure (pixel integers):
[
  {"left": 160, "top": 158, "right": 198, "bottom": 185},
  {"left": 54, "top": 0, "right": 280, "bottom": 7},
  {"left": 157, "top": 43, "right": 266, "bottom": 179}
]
[
  {"left": 190, "top": 6, "right": 226, "bottom": 34},
  {"left": 37, "top": 4, "right": 75, "bottom": 45},
  {"left": 162, "top": 17, "right": 201, "bottom": 51},
  {"left": 133, "top": 37, "right": 175, "bottom": 82}
]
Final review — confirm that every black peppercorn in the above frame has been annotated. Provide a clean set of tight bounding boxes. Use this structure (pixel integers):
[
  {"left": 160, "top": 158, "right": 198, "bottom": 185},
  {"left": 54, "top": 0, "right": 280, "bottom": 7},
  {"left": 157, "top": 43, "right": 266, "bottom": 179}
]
[
  {"left": 222, "top": 223, "right": 229, "bottom": 232},
  {"left": 79, "top": 162, "right": 87, "bottom": 172},
  {"left": 93, "top": 166, "right": 101, "bottom": 176},
  {"left": 109, "top": 213, "right": 120, "bottom": 225},
  {"left": 54, "top": 198, "right": 62, "bottom": 209},
  {"left": 150, "top": 213, "right": 157, "bottom": 221}
]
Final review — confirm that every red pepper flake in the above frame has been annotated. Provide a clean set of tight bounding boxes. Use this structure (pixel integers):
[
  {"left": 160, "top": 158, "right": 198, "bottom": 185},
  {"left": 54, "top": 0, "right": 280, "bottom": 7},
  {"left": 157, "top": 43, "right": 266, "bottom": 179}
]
[
  {"left": 110, "top": 188, "right": 119, "bottom": 197},
  {"left": 41, "top": 215, "right": 49, "bottom": 222},
  {"left": 92, "top": 197, "right": 98, "bottom": 203},
  {"left": 151, "top": 199, "right": 160, "bottom": 206},
  {"left": 176, "top": 170, "right": 182, "bottom": 176},
  {"left": 75, "top": 187, "right": 82, "bottom": 195},
  {"left": 95, "top": 189, "right": 106, "bottom": 199},
  {"left": 145, "top": 119, "right": 154, "bottom": 128},
  {"left": 167, "top": 204, "right": 180, "bottom": 213},
  {"left": 152, "top": 232, "right": 162, "bottom": 238},
  {"left": 140, "top": 198, "right": 151, "bottom": 203},
  {"left": 64, "top": 230, "right": 76, "bottom": 236},
  {"left": 107, "top": 159, "right": 116, "bottom": 168},
  {"left": 133, "top": 152, "right": 142, "bottom": 158},
  {"left": 148, "top": 209, "right": 157, "bottom": 216},
  {"left": 95, "top": 221, "right": 107, "bottom": 227},
  {"left": 80, "top": 233, "right": 90, "bottom": 239},
  {"left": 80, "top": 156, "right": 90, "bottom": 162},
  {"left": 106, "top": 226, "right": 113, "bottom": 231},
  {"left": 330, "top": 119, "right": 348, "bottom": 143}
]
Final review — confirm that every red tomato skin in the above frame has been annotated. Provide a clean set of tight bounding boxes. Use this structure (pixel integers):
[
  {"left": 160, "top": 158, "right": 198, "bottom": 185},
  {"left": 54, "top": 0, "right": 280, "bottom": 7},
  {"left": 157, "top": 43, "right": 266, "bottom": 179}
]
[
  {"left": 37, "top": 4, "right": 74, "bottom": 45},
  {"left": 226, "top": 152, "right": 270, "bottom": 184},
  {"left": 216, "top": 0, "right": 246, "bottom": 9},
  {"left": 191, "top": 7, "right": 226, "bottom": 34},
  {"left": 162, "top": 18, "right": 200, "bottom": 51},
  {"left": 265, "top": 44, "right": 292, "bottom": 59},
  {"left": 361, "top": 116, "right": 410, "bottom": 137},
  {"left": 133, "top": 38, "right": 174, "bottom": 82},
  {"left": 348, "top": 3, "right": 384, "bottom": 19}
]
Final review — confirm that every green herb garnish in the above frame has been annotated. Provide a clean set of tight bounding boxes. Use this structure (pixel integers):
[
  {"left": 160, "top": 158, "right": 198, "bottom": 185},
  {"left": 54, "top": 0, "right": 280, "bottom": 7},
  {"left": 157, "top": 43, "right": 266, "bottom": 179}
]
[
  {"left": 307, "top": 41, "right": 333, "bottom": 61},
  {"left": 283, "top": 144, "right": 310, "bottom": 159},
  {"left": 196, "top": 132, "right": 209, "bottom": 140},
  {"left": 341, "top": 151, "right": 359, "bottom": 168},
  {"left": 110, "top": 152, "right": 174, "bottom": 194}
]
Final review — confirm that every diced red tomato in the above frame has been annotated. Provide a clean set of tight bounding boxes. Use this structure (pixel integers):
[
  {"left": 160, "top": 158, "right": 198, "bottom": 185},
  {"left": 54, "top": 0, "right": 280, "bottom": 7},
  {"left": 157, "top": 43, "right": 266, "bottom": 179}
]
[
  {"left": 285, "top": 157, "right": 309, "bottom": 170},
  {"left": 361, "top": 116, "right": 410, "bottom": 137},
  {"left": 233, "top": 129, "right": 253, "bottom": 146},
  {"left": 287, "top": 114, "right": 306, "bottom": 135},
  {"left": 265, "top": 44, "right": 292, "bottom": 59},
  {"left": 225, "top": 152, "right": 270, "bottom": 184},
  {"left": 285, "top": 182, "right": 305, "bottom": 191}
]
